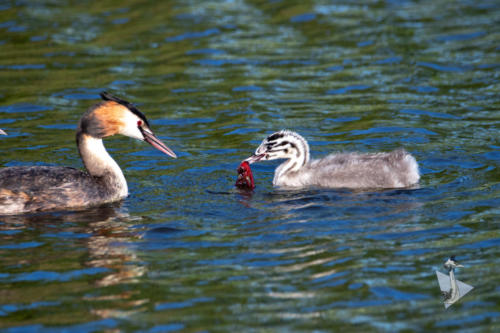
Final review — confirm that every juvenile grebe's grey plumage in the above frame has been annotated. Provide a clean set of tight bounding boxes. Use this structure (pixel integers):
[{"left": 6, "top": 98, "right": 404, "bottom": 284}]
[
  {"left": 0, "top": 92, "right": 176, "bottom": 215},
  {"left": 245, "top": 130, "right": 420, "bottom": 189}
]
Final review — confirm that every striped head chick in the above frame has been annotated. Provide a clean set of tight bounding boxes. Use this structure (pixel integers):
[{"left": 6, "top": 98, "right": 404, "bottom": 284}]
[
  {"left": 244, "top": 130, "right": 420, "bottom": 189},
  {"left": 245, "top": 130, "right": 310, "bottom": 186}
]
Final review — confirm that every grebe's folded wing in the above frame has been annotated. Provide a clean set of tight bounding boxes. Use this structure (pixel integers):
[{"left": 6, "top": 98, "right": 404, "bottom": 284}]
[{"left": 0, "top": 166, "right": 98, "bottom": 214}]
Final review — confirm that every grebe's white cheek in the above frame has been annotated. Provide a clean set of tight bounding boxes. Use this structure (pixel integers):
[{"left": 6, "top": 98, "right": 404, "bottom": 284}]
[
  {"left": 120, "top": 110, "right": 144, "bottom": 140},
  {"left": 119, "top": 111, "right": 144, "bottom": 140},
  {"left": 120, "top": 122, "right": 143, "bottom": 140}
]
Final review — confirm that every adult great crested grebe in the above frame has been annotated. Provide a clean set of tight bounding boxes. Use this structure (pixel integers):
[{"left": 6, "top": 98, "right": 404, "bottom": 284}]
[
  {"left": 245, "top": 130, "right": 420, "bottom": 189},
  {"left": 0, "top": 92, "right": 176, "bottom": 215}
]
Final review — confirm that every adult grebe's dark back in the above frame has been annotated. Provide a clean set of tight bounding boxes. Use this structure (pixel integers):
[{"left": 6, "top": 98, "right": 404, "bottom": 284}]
[{"left": 0, "top": 92, "right": 176, "bottom": 215}]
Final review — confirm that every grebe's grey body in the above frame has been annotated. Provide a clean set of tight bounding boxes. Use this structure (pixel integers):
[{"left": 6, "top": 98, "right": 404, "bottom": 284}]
[
  {"left": 245, "top": 130, "right": 420, "bottom": 189},
  {"left": 0, "top": 92, "right": 176, "bottom": 215}
]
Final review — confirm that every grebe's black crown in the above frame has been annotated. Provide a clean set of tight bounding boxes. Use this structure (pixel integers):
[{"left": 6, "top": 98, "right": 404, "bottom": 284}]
[
  {"left": 267, "top": 132, "right": 285, "bottom": 142},
  {"left": 100, "top": 91, "right": 150, "bottom": 127}
]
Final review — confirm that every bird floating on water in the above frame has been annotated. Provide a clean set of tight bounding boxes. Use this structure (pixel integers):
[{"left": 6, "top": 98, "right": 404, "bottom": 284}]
[
  {"left": 0, "top": 92, "right": 176, "bottom": 215},
  {"left": 436, "top": 256, "right": 474, "bottom": 309},
  {"left": 245, "top": 130, "right": 420, "bottom": 189}
]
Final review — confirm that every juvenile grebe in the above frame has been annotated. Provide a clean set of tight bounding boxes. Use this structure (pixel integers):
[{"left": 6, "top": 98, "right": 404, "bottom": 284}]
[
  {"left": 245, "top": 130, "right": 420, "bottom": 188},
  {"left": 0, "top": 92, "right": 176, "bottom": 215}
]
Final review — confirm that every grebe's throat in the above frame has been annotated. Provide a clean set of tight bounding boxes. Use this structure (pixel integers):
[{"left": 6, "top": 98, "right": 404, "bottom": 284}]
[{"left": 77, "top": 132, "right": 128, "bottom": 198}]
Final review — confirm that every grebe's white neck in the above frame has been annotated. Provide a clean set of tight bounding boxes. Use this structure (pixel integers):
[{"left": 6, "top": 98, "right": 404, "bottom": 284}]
[
  {"left": 77, "top": 133, "right": 128, "bottom": 198},
  {"left": 274, "top": 155, "right": 307, "bottom": 183}
]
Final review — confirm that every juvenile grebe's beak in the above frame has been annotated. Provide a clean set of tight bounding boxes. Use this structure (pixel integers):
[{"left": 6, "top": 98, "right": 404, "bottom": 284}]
[
  {"left": 141, "top": 128, "right": 177, "bottom": 158},
  {"left": 244, "top": 153, "right": 265, "bottom": 164},
  {"left": 0, "top": 129, "right": 6, "bottom": 135}
]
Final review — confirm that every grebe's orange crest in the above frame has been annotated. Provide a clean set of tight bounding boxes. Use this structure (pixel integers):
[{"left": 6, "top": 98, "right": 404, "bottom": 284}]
[
  {"left": 92, "top": 101, "right": 129, "bottom": 137},
  {"left": 80, "top": 92, "right": 150, "bottom": 140}
]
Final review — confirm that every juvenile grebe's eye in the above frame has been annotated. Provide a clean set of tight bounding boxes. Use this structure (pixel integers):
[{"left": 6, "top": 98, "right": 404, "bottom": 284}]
[{"left": 137, "top": 120, "right": 143, "bottom": 127}]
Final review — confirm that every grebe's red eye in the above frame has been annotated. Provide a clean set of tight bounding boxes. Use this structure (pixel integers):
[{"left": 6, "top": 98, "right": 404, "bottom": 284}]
[{"left": 137, "top": 120, "right": 143, "bottom": 126}]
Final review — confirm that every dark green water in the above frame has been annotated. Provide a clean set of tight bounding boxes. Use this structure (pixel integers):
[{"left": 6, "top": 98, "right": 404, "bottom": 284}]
[{"left": 1, "top": 0, "right": 499, "bottom": 331}]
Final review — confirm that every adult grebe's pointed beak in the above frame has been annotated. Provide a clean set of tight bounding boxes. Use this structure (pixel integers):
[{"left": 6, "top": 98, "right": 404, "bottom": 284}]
[
  {"left": 0, "top": 129, "right": 6, "bottom": 135},
  {"left": 142, "top": 128, "right": 177, "bottom": 158},
  {"left": 244, "top": 153, "right": 265, "bottom": 164}
]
